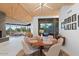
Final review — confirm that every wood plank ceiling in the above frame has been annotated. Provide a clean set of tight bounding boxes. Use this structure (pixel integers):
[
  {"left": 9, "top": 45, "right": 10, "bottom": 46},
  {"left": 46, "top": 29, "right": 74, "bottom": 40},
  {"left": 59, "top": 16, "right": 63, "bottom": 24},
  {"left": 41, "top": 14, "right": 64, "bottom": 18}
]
[{"left": 0, "top": 3, "right": 73, "bottom": 22}]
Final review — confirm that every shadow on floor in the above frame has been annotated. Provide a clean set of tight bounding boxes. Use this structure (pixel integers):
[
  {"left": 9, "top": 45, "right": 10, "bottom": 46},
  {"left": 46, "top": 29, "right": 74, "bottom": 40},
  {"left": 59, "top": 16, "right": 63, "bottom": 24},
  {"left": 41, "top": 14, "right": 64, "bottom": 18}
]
[{"left": 16, "top": 49, "right": 67, "bottom": 56}]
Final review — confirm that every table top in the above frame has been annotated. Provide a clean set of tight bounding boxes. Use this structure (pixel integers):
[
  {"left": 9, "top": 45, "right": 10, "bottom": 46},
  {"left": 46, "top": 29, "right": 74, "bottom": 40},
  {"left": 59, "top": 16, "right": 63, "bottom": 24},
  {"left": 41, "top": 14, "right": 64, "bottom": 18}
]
[{"left": 27, "top": 39, "right": 53, "bottom": 46}]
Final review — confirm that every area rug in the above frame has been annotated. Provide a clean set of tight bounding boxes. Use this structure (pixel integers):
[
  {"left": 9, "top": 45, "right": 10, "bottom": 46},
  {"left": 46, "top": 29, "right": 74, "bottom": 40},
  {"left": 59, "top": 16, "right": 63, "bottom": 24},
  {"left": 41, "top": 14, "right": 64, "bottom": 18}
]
[
  {"left": 16, "top": 49, "right": 45, "bottom": 56},
  {"left": 16, "top": 49, "right": 67, "bottom": 56}
]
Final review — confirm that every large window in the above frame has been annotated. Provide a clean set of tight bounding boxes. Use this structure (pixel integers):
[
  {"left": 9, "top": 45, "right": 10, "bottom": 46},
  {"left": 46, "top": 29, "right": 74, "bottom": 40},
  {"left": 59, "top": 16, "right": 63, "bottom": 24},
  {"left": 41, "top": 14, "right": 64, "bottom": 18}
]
[
  {"left": 5, "top": 23, "right": 31, "bottom": 36},
  {"left": 39, "top": 23, "right": 54, "bottom": 35},
  {"left": 38, "top": 18, "right": 59, "bottom": 36}
]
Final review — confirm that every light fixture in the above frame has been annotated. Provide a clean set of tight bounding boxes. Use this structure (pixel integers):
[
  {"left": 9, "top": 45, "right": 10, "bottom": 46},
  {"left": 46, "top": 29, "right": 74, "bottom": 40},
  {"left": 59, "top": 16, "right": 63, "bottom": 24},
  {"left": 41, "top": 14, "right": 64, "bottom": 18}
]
[{"left": 34, "top": 3, "right": 53, "bottom": 12}]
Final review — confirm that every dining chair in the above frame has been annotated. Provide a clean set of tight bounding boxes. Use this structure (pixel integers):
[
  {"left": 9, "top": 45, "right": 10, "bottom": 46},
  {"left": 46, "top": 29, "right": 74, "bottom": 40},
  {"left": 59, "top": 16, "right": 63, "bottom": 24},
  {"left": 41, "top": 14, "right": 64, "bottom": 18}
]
[
  {"left": 58, "top": 37, "right": 64, "bottom": 45},
  {"left": 22, "top": 40, "right": 38, "bottom": 56},
  {"left": 42, "top": 38, "right": 63, "bottom": 56},
  {"left": 48, "top": 35, "right": 53, "bottom": 39}
]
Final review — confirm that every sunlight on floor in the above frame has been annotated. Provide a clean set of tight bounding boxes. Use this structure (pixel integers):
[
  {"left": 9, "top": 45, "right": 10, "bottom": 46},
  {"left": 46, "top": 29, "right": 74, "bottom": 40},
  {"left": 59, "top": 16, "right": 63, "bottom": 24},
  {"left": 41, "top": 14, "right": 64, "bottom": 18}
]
[{"left": 0, "top": 36, "right": 24, "bottom": 56}]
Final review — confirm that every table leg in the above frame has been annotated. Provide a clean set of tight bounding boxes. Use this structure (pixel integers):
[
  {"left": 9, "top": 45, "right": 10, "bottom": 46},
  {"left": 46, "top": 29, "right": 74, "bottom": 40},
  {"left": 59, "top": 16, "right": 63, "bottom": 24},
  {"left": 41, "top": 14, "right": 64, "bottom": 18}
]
[{"left": 39, "top": 46, "right": 44, "bottom": 56}]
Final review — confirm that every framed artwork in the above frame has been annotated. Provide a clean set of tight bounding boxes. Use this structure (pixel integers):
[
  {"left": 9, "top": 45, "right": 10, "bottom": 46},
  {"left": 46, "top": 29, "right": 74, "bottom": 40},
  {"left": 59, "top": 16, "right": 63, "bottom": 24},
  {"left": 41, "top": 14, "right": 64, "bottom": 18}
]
[
  {"left": 61, "top": 22, "right": 64, "bottom": 29},
  {"left": 64, "top": 24, "right": 67, "bottom": 30},
  {"left": 67, "top": 25, "right": 69, "bottom": 30},
  {"left": 64, "top": 19, "right": 67, "bottom": 24},
  {"left": 64, "top": 17, "right": 71, "bottom": 24},
  {"left": 78, "top": 15, "right": 79, "bottom": 27},
  {"left": 68, "top": 17, "right": 71, "bottom": 23},
  {"left": 72, "top": 23, "right": 77, "bottom": 30},
  {"left": 68, "top": 24, "right": 72, "bottom": 30},
  {"left": 66, "top": 18, "right": 68, "bottom": 24},
  {"left": 63, "top": 14, "right": 77, "bottom": 30},
  {"left": 67, "top": 24, "right": 70, "bottom": 30},
  {"left": 72, "top": 14, "right": 76, "bottom": 22},
  {"left": 64, "top": 24, "right": 66, "bottom": 30},
  {"left": 64, "top": 24, "right": 72, "bottom": 30},
  {"left": 66, "top": 18, "right": 68, "bottom": 23}
]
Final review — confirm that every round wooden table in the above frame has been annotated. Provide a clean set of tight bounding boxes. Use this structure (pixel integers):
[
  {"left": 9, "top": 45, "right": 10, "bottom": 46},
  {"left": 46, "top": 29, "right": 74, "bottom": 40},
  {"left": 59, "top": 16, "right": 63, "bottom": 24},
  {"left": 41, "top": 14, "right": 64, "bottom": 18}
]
[{"left": 27, "top": 40, "right": 53, "bottom": 56}]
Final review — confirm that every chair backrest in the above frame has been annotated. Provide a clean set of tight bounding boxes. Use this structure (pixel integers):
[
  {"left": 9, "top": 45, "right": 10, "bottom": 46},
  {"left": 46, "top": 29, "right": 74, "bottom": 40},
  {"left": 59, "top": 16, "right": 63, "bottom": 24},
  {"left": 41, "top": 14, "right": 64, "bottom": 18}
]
[
  {"left": 46, "top": 38, "right": 63, "bottom": 56},
  {"left": 58, "top": 37, "right": 63, "bottom": 45},
  {"left": 46, "top": 43, "right": 62, "bottom": 56},
  {"left": 22, "top": 40, "right": 33, "bottom": 54},
  {"left": 48, "top": 35, "right": 53, "bottom": 39}
]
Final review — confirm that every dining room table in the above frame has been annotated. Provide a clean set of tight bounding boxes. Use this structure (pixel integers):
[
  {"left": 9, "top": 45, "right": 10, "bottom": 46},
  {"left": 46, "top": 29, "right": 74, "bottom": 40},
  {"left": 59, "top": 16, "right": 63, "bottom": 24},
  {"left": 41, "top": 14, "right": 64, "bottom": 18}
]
[{"left": 26, "top": 37, "right": 53, "bottom": 56}]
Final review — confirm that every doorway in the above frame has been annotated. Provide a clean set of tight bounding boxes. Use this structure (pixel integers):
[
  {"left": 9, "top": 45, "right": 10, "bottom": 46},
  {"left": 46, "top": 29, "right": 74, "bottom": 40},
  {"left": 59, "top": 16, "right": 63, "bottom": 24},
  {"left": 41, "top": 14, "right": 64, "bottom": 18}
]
[{"left": 38, "top": 18, "right": 59, "bottom": 37}]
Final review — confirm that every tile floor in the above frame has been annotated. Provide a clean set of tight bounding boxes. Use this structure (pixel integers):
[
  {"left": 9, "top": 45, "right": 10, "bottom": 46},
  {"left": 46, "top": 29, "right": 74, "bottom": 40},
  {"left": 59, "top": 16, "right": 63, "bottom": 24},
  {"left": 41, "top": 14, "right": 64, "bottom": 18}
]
[{"left": 0, "top": 36, "right": 24, "bottom": 56}]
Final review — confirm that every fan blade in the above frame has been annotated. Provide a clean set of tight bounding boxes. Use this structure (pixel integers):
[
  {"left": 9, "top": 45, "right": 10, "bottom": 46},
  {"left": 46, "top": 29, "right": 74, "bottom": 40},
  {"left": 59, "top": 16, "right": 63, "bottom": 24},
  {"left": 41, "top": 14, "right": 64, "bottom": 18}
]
[
  {"left": 44, "top": 5, "right": 53, "bottom": 10},
  {"left": 33, "top": 7, "right": 41, "bottom": 12}
]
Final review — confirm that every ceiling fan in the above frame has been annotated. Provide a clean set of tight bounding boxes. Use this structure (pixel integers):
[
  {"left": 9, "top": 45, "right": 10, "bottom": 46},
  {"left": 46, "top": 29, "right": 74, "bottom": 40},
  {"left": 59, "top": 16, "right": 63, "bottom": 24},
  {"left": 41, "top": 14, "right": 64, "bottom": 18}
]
[{"left": 33, "top": 3, "right": 53, "bottom": 12}]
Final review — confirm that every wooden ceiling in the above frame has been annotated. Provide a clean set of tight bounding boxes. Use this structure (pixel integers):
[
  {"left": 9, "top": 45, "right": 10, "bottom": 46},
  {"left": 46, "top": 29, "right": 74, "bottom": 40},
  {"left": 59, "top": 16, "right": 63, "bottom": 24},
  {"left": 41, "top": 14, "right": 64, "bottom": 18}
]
[{"left": 0, "top": 3, "right": 73, "bottom": 22}]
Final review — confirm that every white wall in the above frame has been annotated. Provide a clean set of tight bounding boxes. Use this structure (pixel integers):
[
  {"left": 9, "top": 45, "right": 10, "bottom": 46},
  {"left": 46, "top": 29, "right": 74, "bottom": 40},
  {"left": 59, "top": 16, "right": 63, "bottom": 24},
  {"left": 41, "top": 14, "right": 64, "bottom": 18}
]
[
  {"left": 31, "top": 17, "right": 38, "bottom": 35},
  {"left": 59, "top": 4, "right": 79, "bottom": 55},
  {"left": 31, "top": 16, "right": 59, "bottom": 35}
]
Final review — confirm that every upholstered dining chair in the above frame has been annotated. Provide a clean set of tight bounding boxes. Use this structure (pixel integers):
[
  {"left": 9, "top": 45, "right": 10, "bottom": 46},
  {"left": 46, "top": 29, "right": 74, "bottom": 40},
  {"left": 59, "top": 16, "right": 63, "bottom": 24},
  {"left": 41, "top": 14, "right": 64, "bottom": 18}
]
[
  {"left": 22, "top": 40, "right": 38, "bottom": 56},
  {"left": 42, "top": 38, "right": 63, "bottom": 56},
  {"left": 58, "top": 37, "right": 64, "bottom": 45},
  {"left": 48, "top": 35, "right": 53, "bottom": 39}
]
